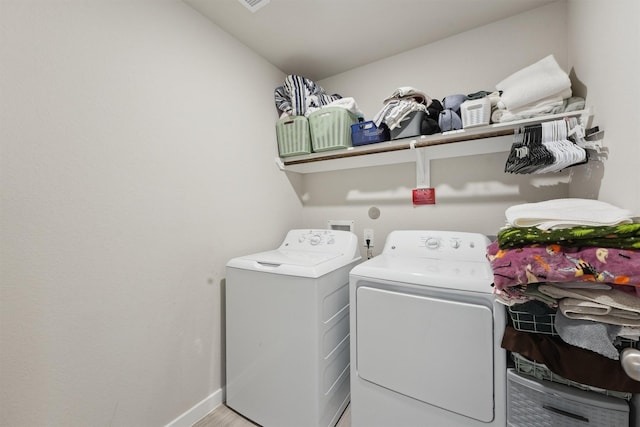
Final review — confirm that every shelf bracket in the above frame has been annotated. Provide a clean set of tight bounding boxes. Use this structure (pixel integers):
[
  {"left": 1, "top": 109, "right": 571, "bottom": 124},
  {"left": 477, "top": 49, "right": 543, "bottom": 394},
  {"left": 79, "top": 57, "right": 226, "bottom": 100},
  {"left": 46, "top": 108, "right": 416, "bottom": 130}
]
[
  {"left": 275, "top": 157, "right": 285, "bottom": 171},
  {"left": 415, "top": 135, "right": 514, "bottom": 189},
  {"left": 415, "top": 147, "right": 430, "bottom": 188}
]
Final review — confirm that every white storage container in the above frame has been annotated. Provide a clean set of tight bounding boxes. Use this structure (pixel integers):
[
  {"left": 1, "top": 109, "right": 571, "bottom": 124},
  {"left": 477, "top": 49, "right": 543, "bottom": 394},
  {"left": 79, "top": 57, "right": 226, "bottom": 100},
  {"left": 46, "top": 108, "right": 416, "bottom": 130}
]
[
  {"left": 461, "top": 98, "right": 491, "bottom": 128},
  {"left": 507, "top": 369, "right": 629, "bottom": 427}
]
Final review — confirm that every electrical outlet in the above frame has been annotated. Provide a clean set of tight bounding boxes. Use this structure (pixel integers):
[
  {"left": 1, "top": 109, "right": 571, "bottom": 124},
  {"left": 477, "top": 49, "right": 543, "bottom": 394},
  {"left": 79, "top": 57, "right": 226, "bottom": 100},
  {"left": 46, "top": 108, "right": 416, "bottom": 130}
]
[{"left": 363, "top": 229, "right": 374, "bottom": 247}]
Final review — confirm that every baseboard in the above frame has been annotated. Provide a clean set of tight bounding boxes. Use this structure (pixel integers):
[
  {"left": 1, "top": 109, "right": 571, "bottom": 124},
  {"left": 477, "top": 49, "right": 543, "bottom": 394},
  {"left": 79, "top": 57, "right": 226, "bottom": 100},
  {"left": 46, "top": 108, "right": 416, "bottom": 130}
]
[{"left": 165, "top": 388, "right": 223, "bottom": 427}]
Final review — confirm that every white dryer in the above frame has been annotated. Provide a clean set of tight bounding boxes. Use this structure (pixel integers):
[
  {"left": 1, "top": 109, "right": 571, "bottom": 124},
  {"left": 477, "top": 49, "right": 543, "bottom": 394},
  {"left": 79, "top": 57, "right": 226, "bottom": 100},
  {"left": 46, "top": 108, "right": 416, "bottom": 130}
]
[
  {"left": 225, "top": 229, "right": 360, "bottom": 427},
  {"left": 349, "top": 230, "right": 506, "bottom": 427}
]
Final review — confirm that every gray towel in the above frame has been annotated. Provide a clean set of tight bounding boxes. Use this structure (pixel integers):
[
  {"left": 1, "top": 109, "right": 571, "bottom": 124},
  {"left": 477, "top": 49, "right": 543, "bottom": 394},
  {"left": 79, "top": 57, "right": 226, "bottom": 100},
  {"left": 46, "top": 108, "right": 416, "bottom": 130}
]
[
  {"left": 539, "top": 284, "right": 640, "bottom": 317},
  {"left": 555, "top": 311, "right": 621, "bottom": 360}
]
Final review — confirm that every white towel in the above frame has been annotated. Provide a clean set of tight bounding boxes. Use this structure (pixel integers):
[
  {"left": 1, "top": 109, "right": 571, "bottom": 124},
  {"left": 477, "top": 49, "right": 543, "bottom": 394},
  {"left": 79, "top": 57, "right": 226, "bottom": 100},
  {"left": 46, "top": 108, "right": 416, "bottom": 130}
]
[
  {"left": 505, "top": 198, "right": 634, "bottom": 229},
  {"left": 492, "top": 99, "right": 566, "bottom": 123},
  {"left": 496, "top": 55, "right": 572, "bottom": 111},
  {"left": 499, "top": 87, "right": 572, "bottom": 113},
  {"left": 316, "top": 97, "right": 364, "bottom": 119}
]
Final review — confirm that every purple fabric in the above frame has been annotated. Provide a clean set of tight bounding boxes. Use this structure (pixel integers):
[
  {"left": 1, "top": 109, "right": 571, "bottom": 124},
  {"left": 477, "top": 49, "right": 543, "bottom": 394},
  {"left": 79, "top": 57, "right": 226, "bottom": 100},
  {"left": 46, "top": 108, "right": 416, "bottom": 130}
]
[{"left": 487, "top": 241, "right": 640, "bottom": 290}]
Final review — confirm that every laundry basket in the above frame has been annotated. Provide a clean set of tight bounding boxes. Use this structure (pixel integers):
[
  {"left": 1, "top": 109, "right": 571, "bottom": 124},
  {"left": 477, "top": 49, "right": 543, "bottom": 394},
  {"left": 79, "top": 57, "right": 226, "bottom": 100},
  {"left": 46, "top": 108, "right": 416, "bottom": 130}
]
[
  {"left": 275, "top": 115, "right": 311, "bottom": 157},
  {"left": 461, "top": 98, "right": 491, "bottom": 128},
  {"left": 511, "top": 352, "right": 632, "bottom": 400},
  {"left": 308, "top": 107, "right": 358, "bottom": 152},
  {"left": 508, "top": 305, "right": 556, "bottom": 335}
]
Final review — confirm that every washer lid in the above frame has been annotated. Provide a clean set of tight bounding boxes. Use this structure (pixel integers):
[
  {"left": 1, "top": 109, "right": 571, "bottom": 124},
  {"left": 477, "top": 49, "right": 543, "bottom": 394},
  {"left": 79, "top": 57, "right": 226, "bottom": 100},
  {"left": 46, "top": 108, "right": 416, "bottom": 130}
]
[
  {"left": 243, "top": 249, "right": 341, "bottom": 267},
  {"left": 227, "top": 249, "right": 353, "bottom": 278},
  {"left": 226, "top": 229, "right": 360, "bottom": 278}
]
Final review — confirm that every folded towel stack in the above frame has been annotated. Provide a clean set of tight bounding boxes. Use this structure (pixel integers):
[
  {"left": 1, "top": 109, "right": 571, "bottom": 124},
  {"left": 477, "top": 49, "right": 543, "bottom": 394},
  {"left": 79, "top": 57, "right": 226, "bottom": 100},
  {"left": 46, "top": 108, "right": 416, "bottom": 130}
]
[
  {"left": 505, "top": 198, "right": 634, "bottom": 230},
  {"left": 540, "top": 284, "right": 640, "bottom": 327},
  {"left": 490, "top": 198, "right": 640, "bottom": 395},
  {"left": 492, "top": 55, "right": 580, "bottom": 123}
]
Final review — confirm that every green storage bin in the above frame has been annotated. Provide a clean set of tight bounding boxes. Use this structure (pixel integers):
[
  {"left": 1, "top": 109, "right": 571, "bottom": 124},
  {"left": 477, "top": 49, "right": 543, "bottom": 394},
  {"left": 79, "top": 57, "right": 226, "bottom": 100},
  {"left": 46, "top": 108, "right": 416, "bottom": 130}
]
[
  {"left": 275, "top": 115, "right": 311, "bottom": 157},
  {"left": 308, "top": 107, "right": 358, "bottom": 152}
]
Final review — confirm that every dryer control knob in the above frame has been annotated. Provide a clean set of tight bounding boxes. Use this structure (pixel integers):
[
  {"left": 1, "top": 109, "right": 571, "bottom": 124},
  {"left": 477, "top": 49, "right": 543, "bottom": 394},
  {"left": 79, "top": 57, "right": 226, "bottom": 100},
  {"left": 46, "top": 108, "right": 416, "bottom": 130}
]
[
  {"left": 310, "top": 234, "right": 322, "bottom": 245},
  {"left": 450, "top": 239, "right": 461, "bottom": 249},
  {"left": 426, "top": 238, "right": 440, "bottom": 249}
]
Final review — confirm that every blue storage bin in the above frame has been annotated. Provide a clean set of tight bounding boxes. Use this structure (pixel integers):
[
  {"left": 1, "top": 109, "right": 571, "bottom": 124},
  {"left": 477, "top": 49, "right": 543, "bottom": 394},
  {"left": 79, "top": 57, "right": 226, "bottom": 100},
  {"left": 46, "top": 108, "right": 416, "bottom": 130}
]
[{"left": 351, "top": 121, "right": 390, "bottom": 146}]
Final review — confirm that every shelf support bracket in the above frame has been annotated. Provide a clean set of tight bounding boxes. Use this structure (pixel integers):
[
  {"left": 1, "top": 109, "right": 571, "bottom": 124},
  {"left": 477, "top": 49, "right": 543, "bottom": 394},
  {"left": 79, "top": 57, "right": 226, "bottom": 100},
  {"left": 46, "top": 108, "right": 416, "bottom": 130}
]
[
  {"left": 414, "top": 135, "right": 514, "bottom": 189},
  {"left": 415, "top": 147, "right": 430, "bottom": 188}
]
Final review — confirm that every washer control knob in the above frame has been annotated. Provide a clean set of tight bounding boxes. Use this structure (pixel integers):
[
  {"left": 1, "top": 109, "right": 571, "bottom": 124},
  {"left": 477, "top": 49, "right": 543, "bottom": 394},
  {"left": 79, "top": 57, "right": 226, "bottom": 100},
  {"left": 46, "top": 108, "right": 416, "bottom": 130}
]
[
  {"left": 298, "top": 235, "right": 306, "bottom": 243},
  {"left": 309, "top": 234, "right": 321, "bottom": 246},
  {"left": 450, "top": 239, "right": 461, "bottom": 249},
  {"left": 426, "top": 238, "right": 440, "bottom": 249}
]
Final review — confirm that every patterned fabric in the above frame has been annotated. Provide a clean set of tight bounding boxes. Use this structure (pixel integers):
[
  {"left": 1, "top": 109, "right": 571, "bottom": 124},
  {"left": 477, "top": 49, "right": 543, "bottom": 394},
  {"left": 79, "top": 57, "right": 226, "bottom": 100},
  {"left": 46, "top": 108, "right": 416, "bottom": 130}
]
[
  {"left": 274, "top": 75, "right": 341, "bottom": 117},
  {"left": 497, "top": 224, "right": 640, "bottom": 250},
  {"left": 487, "top": 240, "right": 640, "bottom": 290}
]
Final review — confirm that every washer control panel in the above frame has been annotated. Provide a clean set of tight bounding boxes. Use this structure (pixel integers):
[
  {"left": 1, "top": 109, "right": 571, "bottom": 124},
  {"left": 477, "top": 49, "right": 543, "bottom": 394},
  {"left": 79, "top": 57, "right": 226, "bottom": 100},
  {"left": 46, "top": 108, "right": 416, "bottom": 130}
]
[{"left": 280, "top": 229, "right": 358, "bottom": 252}]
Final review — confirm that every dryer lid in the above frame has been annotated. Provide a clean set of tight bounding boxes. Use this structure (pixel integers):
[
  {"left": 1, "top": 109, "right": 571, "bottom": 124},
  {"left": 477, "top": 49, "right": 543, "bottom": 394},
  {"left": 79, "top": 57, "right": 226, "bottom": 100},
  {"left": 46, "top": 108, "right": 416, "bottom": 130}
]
[
  {"left": 350, "top": 254, "right": 494, "bottom": 294},
  {"left": 350, "top": 229, "right": 494, "bottom": 293}
]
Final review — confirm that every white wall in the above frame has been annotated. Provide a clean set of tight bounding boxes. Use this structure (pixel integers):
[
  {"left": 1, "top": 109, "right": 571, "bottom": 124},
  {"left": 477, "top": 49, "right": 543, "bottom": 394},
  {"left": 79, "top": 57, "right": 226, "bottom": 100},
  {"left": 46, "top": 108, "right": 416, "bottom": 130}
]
[
  {"left": 0, "top": 1, "right": 301, "bottom": 426},
  {"left": 566, "top": 0, "right": 640, "bottom": 212},
  {"left": 2, "top": 1, "right": 636, "bottom": 426},
  {"left": 305, "top": 1, "right": 571, "bottom": 254}
]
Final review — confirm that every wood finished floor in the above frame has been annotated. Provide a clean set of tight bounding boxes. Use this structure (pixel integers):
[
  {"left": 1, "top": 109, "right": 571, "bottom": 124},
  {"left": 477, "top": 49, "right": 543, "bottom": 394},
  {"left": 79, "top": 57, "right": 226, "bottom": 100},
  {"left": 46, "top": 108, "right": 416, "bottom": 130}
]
[{"left": 193, "top": 403, "right": 351, "bottom": 427}]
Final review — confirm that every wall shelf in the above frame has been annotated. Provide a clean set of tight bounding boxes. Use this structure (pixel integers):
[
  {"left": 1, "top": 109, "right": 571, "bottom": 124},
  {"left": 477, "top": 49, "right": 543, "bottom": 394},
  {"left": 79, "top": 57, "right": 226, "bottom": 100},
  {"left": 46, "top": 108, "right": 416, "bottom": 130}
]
[{"left": 275, "top": 109, "right": 591, "bottom": 175}]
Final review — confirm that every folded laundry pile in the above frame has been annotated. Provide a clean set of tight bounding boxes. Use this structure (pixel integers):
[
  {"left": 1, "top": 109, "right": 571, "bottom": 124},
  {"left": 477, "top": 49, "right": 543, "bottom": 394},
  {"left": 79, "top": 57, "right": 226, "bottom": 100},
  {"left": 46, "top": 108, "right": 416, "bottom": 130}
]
[
  {"left": 505, "top": 197, "right": 634, "bottom": 229},
  {"left": 372, "top": 87, "right": 442, "bottom": 138},
  {"left": 488, "top": 198, "right": 640, "bottom": 397},
  {"left": 274, "top": 74, "right": 364, "bottom": 119},
  {"left": 492, "top": 55, "right": 585, "bottom": 123}
]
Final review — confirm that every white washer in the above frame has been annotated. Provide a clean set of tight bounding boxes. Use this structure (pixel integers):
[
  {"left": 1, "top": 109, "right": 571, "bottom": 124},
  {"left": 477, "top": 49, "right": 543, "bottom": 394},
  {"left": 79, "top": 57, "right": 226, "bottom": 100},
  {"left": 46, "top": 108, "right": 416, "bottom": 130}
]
[
  {"left": 225, "top": 229, "right": 361, "bottom": 427},
  {"left": 349, "top": 230, "right": 507, "bottom": 427}
]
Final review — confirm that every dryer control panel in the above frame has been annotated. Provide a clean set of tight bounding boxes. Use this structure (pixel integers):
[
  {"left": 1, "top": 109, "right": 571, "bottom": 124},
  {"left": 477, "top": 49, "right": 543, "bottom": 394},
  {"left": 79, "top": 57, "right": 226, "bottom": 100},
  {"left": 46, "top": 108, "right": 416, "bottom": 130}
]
[{"left": 383, "top": 230, "right": 491, "bottom": 262}]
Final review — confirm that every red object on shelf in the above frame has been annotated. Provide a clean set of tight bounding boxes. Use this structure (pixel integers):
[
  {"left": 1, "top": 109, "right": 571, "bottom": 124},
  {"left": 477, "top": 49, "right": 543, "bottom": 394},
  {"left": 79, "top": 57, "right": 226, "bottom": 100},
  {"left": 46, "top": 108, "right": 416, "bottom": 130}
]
[{"left": 412, "top": 188, "right": 436, "bottom": 205}]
